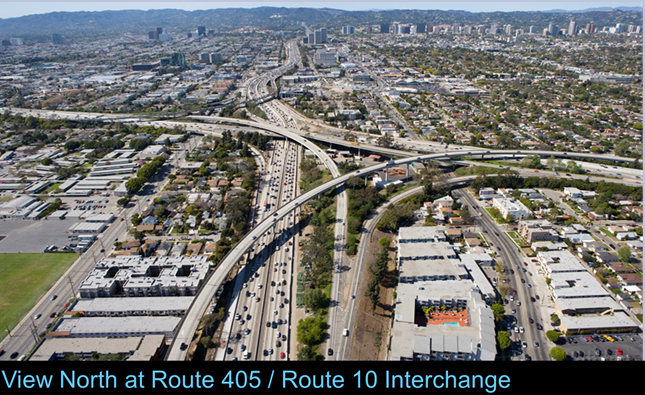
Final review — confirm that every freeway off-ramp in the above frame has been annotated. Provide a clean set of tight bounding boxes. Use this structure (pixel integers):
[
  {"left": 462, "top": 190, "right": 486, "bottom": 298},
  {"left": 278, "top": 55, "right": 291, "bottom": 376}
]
[{"left": 3, "top": 107, "right": 639, "bottom": 360}]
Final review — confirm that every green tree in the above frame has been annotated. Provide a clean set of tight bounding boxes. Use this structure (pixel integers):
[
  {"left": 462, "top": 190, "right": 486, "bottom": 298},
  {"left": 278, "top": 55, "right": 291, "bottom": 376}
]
[
  {"left": 546, "top": 330, "right": 560, "bottom": 342},
  {"left": 133, "top": 231, "right": 145, "bottom": 241},
  {"left": 497, "top": 331, "right": 511, "bottom": 350},
  {"left": 364, "top": 277, "right": 380, "bottom": 311},
  {"left": 64, "top": 140, "right": 81, "bottom": 153},
  {"left": 378, "top": 237, "right": 391, "bottom": 248},
  {"left": 550, "top": 346, "right": 566, "bottom": 361},
  {"left": 199, "top": 335, "right": 211, "bottom": 349},
  {"left": 614, "top": 139, "right": 631, "bottom": 157},
  {"left": 376, "top": 135, "right": 393, "bottom": 148},
  {"left": 520, "top": 154, "right": 542, "bottom": 169},
  {"left": 117, "top": 197, "right": 131, "bottom": 207},
  {"left": 617, "top": 246, "right": 632, "bottom": 263},
  {"left": 130, "top": 213, "right": 142, "bottom": 226},
  {"left": 296, "top": 317, "right": 326, "bottom": 346},
  {"left": 491, "top": 303, "right": 505, "bottom": 321},
  {"left": 125, "top": 177, "right": 146, "bottom": 194},
  {"left": 302, "top": 288, "right": 329, "bottom": 312}
]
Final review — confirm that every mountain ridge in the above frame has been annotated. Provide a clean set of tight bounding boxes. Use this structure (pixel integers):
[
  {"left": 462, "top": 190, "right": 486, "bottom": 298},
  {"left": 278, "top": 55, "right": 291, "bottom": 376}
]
[{"left": 0, "top": 7, "right": 641, "bottom": 41}]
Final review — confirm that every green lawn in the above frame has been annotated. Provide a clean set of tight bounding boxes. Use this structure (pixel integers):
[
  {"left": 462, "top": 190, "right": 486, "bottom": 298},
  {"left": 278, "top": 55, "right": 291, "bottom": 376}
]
[
  {"left": 485, "top": 208, "right": 508, "bottom": 224},
  {"left": 506, "top": 231, "right": 530, "bottom": 248},
  {"left": 599, "top": 227, "right": 619, "bottom": 241},
  {"left": 0, "top": 253, "right": 77, "bottom": 340}
]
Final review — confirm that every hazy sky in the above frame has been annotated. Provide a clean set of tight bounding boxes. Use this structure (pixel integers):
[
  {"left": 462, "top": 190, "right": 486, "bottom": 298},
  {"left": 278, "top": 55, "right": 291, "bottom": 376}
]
[{"left": 0, "top": 1, "right": 642, "bottom": 19}]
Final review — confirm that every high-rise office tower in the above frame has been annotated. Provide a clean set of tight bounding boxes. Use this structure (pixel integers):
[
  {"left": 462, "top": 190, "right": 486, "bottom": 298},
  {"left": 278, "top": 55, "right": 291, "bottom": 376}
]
[
  {"left": 210, "top": 53, "right": 222, "bottom": 63},
  {"left": 529, "top": 26, "right": 537, "bottom": 34},
  {"left": 308, "top": 33, "right": 315, "bottom": 44},
  {"left": 170, "top": 52, "right": 186, "bottom": 67},
  {"left": 568, "top": 20, "right": 577, "bottom": 36},
  {"left": 548, "top": 23, "right": 559, "bottom": 36},
  {"left": 149, "top": 27, "right": 166, "bottom": 40},
  {"left": 320, "top": 28, "right": 327, "bottom": 43},
  {"left": 416, "top": 23, "right": 427, "bottom": 34},
  {"left": 585, "top": 23, "right": 596, "bottom": 34},
  {"left": 504, "top": 24, "right": 512, "bottom": 35},
  {"left": 197, "top": 26, "right": 206, "bottom": 36},
  {"left": 380, "top": 23, "right": 390, "bottom": 34},
  {"left": 314, "top": 30, "right": 322, "bottom": 44},
  {"left": 397, "top": 25, "right": 410, "bottom": 34}
]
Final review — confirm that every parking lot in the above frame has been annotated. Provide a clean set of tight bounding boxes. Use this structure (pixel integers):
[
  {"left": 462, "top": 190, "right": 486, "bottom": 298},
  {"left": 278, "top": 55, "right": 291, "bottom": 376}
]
[
  {"left": 0, "top": 218, "right": 79, "bottom": 252},
  {"left": 0, "top": 195, "right": 118, "bottom": 253},
  {"left": 559, "top": 333, "right": 642, "bottom": 361}
]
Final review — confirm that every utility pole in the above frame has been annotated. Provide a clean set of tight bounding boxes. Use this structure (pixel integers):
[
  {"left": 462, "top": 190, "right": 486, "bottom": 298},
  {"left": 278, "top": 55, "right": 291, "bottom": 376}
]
[{"left": 67, "top": 274, "right": 76, "bottom": 297}]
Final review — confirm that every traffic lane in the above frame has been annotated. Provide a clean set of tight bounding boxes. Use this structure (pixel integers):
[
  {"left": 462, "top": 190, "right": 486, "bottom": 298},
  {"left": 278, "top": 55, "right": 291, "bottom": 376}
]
[{"left": 455, "top": 188, "right": 546, "bottom": 360}]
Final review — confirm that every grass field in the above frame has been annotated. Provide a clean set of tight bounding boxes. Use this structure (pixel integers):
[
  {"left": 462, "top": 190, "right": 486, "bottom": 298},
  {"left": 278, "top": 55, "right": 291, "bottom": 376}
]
[
  {"left": 485, "top": 207, "right": 508, "bottom": 224},
  {"left": 0, "top": 253, "right": 77, "bottom": 340}
]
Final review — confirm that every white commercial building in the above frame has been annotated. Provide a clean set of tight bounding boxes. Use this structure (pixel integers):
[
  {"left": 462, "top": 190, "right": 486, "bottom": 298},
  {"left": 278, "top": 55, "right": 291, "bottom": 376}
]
[
  {"left": 79, "top": 256, "right": 209, "bottom": 298},
  {"left": 313, "top": 49, "right": 337, "bottom": 66},
  {"left": 138, "top": 145, "right": 166, "bottom": 159},
  {"left": 491, "top": 197, "right": 531, "bottom": 221}
]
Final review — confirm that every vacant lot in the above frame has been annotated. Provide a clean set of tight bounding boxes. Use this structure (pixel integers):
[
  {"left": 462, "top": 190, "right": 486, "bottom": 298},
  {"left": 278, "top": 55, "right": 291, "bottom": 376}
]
[
  {"left": 349, "top": 229, "right": 396, "bottom": 361},
  {"left": 0, "top": 253, "right": 77, "bottom": 339}
]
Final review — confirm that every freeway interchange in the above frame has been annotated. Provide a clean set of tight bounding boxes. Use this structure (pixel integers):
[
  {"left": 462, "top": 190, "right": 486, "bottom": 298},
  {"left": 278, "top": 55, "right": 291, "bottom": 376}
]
[{"left": 2, "top": 74, "right": 640, "bottom": 362}]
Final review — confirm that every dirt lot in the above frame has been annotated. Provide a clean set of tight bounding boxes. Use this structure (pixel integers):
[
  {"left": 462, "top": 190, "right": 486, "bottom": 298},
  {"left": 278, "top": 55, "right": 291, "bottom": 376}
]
[{"left": 349, "top": 229, "right": 396, "bottom": 360}]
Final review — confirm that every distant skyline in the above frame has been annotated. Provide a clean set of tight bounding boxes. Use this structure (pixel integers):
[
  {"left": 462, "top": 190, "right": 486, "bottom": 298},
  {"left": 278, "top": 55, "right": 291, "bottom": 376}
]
[{"left": 0, "top": 1, "right": 642, "bottom": 19}]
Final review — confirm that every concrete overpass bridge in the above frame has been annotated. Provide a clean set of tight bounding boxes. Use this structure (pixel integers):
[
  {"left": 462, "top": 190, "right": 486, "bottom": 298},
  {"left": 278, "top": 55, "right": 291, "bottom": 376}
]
[
  {"left": 166, "top": 143, "right": 638, "bottom": 360},
  {"left": 3, "top": 107, "right": 639, "bottom": 359},
  {"left": 191, "top": 115, "right": 640, "bottom": 166}
]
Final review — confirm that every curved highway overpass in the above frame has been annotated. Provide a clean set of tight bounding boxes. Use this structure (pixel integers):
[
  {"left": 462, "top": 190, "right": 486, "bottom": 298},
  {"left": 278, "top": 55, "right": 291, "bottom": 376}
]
[
  {"left": 166, "top": 146, "right": 639, "bottom": 359},
  {"left": 3, "top": 107, "right": 638, "bottom": 360},
  {"left": 192, "top": 115, "right": 640, "bottom": 165}
]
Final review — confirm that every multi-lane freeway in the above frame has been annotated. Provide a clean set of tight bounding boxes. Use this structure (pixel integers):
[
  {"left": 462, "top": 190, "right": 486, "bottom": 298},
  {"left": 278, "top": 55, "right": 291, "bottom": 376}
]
[{"left": 2, "top": 85, "right": 640, "bottom": 361}]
